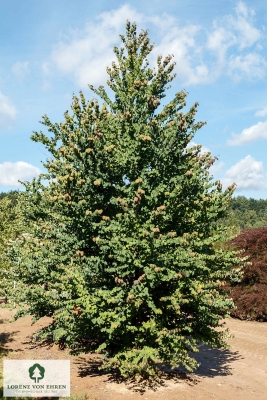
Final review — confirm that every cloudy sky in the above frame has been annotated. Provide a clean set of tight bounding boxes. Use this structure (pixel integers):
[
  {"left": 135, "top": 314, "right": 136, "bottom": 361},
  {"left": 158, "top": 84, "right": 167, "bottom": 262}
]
[{"left": 1, "top": 0, "right": 267, "bottom": 199}]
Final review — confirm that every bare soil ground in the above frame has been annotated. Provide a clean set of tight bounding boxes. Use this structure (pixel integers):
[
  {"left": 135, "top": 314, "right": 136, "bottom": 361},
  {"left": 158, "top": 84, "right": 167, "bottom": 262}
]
[{"left": 1, "top": 307, "right": 267, "bottom": 400}]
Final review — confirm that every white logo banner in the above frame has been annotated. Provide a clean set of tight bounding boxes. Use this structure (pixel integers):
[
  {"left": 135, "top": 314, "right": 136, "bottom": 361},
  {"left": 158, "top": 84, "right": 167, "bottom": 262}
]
[{"left": 4, "top": 360, "right": 70, "bottom": 397}]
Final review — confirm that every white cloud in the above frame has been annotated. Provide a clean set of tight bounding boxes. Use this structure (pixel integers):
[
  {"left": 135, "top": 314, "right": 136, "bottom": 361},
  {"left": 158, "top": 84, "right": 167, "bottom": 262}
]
[
  {"left": 12, "top": 61, "right": 29, "bottom": 81},
  {"left": 44, "top": 2, "right": 266, "bottom": 88},
  {"left": 255, "top": 107, "right": 267, "bottom": 117},
  {"left": 0, "top": 91, "right": 16, "bottom": 129},
  {"left": 220, "top": 155, "right": 267, "bottom": 190},
  {"left": 210, "top": 161, "right": 224, "bottom": 175},
  {"left": 227, "top": 120, "right": 267, "bottom": 146},
  {"left": 50, "top": 4, "right": 143, "bottom": 87},
  {"left": 227, "top": 53, "right": 267, "bottom": 81},
  {"left": 206, "top": 25, "right": 235, "bottom": 79},
  {"left": 207, "top": 2, "right": 261, "bottom": 53},
  {"left": 152, "top": 24, "right": 210, "bottom": 86},
  {"left": 206, "top": 1, "right": 265, "bottom": 81},
  {"left": 0, "top": 162, "right": 41, "bottom": 187},
  {"left": 48, "top": 7, "right": 208, "bottom": 87},
  {"left": 231, "top": 1, "right": 261, "bottom": 48}
]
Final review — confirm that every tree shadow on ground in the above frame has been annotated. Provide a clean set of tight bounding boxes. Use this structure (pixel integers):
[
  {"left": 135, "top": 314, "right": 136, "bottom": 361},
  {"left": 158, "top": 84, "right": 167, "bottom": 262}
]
[
  {"left": 74, "top": 355, "right": 107, "bottom": 378},
  {"left": 0, "top": 345, "right": 9, "bottom": 357},
  {"left": 0, "top": 331, "right": 19, "bottom": 345},
  {"left": 74, "top": 343, "right": 242, "bottom": 393},
  {"left": 75, "top": 354, "right": 197, "bottom": 393},
  {"left": 23, "top": 334, "right": 55, "bottom": 349},
  {"left": 159, "top": 343, "right": 242, "bottom": 378}
]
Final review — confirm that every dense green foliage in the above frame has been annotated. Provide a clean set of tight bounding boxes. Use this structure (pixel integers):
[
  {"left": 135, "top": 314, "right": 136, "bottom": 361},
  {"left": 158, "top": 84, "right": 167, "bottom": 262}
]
[
  {"left": 7, "top": 22, "right": 242, "bottom": 379},
  {"left": 0, "top": 192, "right": 24, "bottom": 298}
]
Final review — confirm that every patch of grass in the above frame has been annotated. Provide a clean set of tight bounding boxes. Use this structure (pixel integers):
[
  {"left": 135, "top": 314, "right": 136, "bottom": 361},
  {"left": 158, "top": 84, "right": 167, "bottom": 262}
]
[
  {"left": 60, "top": 394, "right": 89, "bottom": 400},
  {"left": 0, "top": 303, "right": 12, "bottom": 309}
]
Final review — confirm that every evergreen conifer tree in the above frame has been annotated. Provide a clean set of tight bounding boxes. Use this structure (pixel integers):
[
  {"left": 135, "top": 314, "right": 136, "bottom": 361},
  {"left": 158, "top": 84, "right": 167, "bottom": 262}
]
[{"left": 8, "top": 22, "right": 242, "bottom": 378}]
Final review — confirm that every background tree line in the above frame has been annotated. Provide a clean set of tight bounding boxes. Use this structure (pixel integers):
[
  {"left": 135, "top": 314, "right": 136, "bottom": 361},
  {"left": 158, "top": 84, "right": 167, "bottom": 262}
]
[{"left": 221, "top": 195, "right": 267, "bottom": 229}]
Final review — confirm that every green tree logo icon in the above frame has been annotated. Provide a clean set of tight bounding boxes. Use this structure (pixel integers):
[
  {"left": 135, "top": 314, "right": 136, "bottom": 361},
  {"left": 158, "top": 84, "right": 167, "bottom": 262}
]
[{"left": 28, "top": 363, "right": 45, "bottom": 383}]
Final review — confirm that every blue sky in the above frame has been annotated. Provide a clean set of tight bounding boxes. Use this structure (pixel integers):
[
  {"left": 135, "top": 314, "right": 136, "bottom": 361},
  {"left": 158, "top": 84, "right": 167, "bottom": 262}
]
[{"left": 1, "top": 0, "right": 267, "bottom": 199}]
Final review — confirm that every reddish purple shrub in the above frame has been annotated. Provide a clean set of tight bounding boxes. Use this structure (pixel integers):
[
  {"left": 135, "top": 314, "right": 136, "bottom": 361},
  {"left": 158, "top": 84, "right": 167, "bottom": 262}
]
[{"left": 227, "top": 227, "right": 267, "bottom": 321}]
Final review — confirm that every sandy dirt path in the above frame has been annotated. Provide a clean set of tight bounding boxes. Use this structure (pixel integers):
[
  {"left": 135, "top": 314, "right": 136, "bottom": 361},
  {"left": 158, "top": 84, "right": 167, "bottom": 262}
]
[{"left": 1, "top": 308, "right": 267, "bottom": 399}]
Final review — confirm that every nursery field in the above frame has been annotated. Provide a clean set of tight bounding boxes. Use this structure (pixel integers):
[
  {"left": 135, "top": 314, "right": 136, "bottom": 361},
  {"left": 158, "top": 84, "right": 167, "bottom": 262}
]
[{"left": 1, "top": 307, "right": 267, "bottom": 400}]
